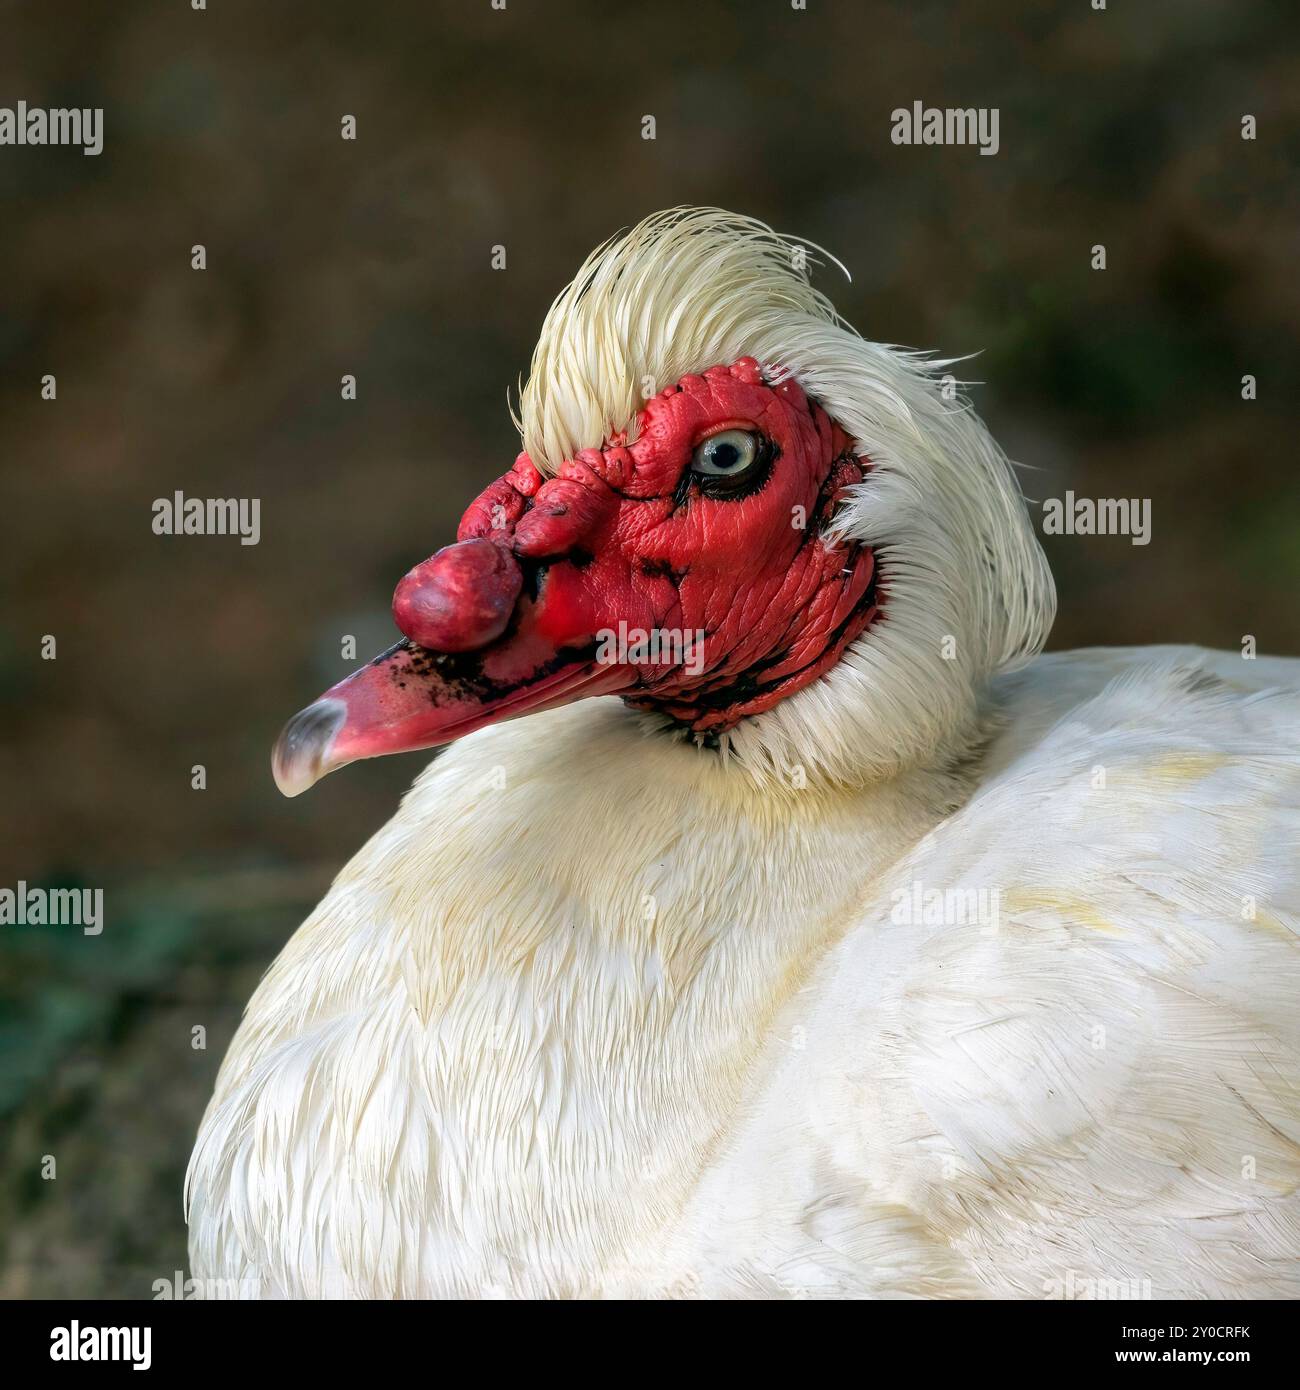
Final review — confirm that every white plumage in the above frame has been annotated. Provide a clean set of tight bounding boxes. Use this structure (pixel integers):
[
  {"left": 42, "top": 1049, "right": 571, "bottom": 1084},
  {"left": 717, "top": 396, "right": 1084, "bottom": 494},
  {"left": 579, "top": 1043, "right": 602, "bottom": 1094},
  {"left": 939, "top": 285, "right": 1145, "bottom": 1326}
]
[{"left": 187, "top": 210, "right": 1300, "bottom": 1298}]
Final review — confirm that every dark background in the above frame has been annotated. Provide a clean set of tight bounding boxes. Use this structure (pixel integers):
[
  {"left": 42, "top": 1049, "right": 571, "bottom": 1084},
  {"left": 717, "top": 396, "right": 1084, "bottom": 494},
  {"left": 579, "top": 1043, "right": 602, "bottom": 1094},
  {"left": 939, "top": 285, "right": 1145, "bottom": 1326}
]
[{"left": 1, "top": 0, "right": 1296, "bottom": 1297}]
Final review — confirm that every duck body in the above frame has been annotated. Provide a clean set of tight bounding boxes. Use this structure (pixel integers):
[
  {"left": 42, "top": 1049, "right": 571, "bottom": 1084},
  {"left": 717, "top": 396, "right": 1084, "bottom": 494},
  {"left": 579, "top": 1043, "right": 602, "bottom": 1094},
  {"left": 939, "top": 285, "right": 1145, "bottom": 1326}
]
[{"left": 188, "top": 643, "right": 1300, "bottom": 1298}]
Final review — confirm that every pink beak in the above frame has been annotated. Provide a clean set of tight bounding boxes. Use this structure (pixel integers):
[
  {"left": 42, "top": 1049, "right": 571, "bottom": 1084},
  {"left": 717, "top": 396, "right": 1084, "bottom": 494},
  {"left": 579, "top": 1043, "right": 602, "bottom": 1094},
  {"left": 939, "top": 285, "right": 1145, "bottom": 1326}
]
[{"left": 273, "top": 530, "right": 642, "bottom": 797}]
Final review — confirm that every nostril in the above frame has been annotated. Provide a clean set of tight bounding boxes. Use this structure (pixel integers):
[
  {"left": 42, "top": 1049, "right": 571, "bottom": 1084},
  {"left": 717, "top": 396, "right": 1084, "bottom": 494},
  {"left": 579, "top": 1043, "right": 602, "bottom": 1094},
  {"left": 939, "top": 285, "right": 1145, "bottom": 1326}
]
[
  {"left": 513, "top": 475, "right": 613, "bottom": 558},
  {"left": 392, "top": 538, "right": 523, "bottom": 653}
]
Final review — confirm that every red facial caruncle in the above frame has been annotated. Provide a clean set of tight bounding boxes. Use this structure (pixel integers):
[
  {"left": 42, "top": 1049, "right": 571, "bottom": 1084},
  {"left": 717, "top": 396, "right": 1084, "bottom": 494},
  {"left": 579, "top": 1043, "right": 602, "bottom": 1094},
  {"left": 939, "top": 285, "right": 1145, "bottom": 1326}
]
[{"left": 273, "top": 358, "right": 879, "bottom": 794}]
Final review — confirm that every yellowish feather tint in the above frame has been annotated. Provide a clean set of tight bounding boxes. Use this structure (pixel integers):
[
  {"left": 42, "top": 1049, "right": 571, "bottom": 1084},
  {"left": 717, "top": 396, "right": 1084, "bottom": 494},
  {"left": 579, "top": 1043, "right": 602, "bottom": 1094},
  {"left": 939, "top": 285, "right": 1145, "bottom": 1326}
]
[
  {"left": 187, "top": 207, "right": 1300, "bottom": 1299},
  {"left": 516, "top": 207, "right": 849, "bottom": 474}
]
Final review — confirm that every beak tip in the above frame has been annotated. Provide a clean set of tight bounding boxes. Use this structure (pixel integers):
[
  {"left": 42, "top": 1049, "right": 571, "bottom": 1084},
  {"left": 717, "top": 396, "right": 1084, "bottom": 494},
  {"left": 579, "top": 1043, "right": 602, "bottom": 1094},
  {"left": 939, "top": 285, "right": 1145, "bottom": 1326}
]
[{"left": 272, "top": 697, "right": 348, "bottom": 798}]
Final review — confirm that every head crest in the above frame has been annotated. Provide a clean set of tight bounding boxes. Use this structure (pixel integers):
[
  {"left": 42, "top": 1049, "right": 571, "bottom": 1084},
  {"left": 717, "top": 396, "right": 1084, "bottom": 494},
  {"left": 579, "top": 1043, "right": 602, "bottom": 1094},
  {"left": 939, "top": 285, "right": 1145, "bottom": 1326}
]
[{"left": 515, "top": 207, "right": 847, "bottom": 475}]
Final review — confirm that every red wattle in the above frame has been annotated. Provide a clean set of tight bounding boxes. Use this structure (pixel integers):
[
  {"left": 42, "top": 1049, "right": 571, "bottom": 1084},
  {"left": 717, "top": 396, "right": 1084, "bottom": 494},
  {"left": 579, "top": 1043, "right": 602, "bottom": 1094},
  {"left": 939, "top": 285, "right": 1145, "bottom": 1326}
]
[{"left": 392, "top": 538, "right": 523, "bottom": 653}]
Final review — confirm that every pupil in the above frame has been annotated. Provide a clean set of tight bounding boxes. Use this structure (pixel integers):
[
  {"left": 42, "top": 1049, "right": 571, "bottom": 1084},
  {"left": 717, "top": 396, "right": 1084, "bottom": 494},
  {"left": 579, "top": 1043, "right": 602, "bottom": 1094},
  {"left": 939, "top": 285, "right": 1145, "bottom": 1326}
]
[{"left": 712, "top": 442, "right": 739, "bottom": 469}]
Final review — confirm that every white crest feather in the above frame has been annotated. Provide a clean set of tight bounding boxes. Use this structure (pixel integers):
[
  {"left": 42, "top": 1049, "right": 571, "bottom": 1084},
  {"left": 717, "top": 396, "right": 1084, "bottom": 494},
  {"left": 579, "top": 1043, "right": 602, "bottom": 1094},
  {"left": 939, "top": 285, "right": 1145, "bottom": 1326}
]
[{"left": 516, "top": 207, "right": 846, "bottom": 471}]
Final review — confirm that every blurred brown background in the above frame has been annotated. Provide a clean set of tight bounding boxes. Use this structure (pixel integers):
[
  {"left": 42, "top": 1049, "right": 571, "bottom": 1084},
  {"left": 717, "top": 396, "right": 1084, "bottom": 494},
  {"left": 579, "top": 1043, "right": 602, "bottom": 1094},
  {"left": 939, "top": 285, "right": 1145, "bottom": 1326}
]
[{"left": 1, "top": 0, "right": 1297, "bottom": 1296}]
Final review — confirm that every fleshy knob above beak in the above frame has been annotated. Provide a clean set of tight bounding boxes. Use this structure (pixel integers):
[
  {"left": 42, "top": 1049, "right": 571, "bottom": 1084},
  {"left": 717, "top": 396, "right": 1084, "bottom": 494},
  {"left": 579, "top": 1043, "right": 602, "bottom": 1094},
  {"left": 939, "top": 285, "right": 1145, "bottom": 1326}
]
[{"left": 391, "top": 538, "right": 523, "bottom": 653}]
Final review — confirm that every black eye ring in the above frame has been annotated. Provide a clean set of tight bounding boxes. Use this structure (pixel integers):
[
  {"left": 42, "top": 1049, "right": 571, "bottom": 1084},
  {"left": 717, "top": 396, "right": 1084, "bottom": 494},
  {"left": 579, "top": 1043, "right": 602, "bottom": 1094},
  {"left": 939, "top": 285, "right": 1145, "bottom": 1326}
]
[{"left": 689, "top": 430, "right": 776, "bottom": 499}]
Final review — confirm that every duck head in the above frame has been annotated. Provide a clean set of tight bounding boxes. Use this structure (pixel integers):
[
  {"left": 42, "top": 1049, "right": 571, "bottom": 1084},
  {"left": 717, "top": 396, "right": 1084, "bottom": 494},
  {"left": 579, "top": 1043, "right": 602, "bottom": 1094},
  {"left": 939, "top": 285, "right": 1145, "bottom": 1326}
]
[{"left": 274, "top": 209, "right": 1054, "bottom": 797}]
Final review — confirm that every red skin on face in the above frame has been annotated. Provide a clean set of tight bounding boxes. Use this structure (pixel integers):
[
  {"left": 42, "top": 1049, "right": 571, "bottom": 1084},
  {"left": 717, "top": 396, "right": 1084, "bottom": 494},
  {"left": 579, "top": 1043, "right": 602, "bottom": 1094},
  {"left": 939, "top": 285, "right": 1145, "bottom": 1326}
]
[
  {"left": 432, "top": 357, "right": 877, "bottom": 733},
  {"left": 273, "top": 358, "right": 879, "bottom": 795}
]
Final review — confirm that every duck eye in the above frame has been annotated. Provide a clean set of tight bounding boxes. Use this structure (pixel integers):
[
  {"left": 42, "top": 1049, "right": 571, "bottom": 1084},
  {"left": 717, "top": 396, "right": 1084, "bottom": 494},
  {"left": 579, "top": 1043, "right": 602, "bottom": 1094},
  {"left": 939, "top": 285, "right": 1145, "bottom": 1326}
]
[{"left": 692, "top": 429, "right": 758, "bottom": 477}]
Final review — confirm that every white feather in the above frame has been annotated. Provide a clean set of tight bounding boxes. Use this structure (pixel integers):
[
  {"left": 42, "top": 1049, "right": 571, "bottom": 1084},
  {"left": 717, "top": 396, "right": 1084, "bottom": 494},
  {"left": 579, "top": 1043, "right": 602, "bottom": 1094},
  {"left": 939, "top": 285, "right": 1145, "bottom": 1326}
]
[{"left": 187, "top": 210, "right": 1299, "bottom": 1299}]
